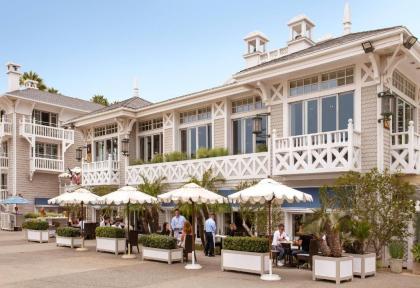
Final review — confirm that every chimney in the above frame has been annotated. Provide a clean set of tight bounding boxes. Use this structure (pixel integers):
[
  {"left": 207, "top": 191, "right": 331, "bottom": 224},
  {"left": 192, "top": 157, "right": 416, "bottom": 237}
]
[
  {"left": 5, "top": 62, "right": 21, "bottom": 92},
  {"left": 24, "top": 79, "right": 38, "bottom": 89},
  {"left": 133, "top": 77, "right": 139, "bottom": 97},
  {"left": 343, "top": 2, "right": 351, "bottom": 35}
]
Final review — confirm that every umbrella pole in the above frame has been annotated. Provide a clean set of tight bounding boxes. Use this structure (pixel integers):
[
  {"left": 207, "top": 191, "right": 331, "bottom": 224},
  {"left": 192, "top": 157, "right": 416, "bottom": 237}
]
[
  {"left": 185, "top": 201, "right": 202, "bottom": 270},
  {"left": 122, "top": 201, "right": 136, "bottom": 259},
  {"left": 76, "top": 201, "right": 88, "bottom": 252},
  {"left": 261, "top": 199, "right": 280, "bottom": 281}
]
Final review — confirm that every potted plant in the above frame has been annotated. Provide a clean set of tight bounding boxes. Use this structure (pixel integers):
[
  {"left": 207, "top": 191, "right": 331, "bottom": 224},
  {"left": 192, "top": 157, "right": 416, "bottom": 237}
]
[
  {"left": 95, "top": 227, "right": 126, "bottom": 255},
  {"left": 221, "top": 236, "right": 270, "bottom": 276},
  {"left": 22, "top": 220, "right": 49, "bottom": 243},
  {"left": 411, "top": 243, "right": 420, "bottom": 275},
  {"left": 56, "top": 227, "right": 82, "bottom": 248},
  {"left": 388, "top": 241, "right": 404, "bottom": 273},
  {"left": 343, "top": 220, "right": 376, "bottom": 278},
  {"left": 139, "top": 234, "right": 182, "bottom": 264}
]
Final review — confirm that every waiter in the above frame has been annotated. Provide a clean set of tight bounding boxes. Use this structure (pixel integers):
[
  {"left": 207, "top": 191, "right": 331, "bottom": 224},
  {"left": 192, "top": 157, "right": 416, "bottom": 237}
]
[
  {"left": 170, "top": 209, "right": 186, "bottom": 240},
  {"left": 204, "top": 212, "right": 216, "bottom": 257}
]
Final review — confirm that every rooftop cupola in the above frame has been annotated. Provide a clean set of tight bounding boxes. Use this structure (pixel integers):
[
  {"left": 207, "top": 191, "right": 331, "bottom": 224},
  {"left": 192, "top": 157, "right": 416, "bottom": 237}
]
[
  {"left": 243, "top": 31, "right": 269, "bottom": 68},
  {"left": 287, "top": 14, "right": 315, "bottom": 54},
  {"left": 24, "top": 79, "right": 38, "bottom": 89},
  {"left": 5, "top": 62, "right": 22, "bottom": 92}
]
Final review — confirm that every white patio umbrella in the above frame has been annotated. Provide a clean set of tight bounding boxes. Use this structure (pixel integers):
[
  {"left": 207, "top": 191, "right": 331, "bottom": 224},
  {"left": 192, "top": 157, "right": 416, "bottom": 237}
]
[
  {"left": 48, "top": 188, "right": 100, "bottom": 251},
  {"left": 228, "top": 178, "right": 313, "bottom": 281},
  {"left": 97, "top": 185, "right": 158, "bottom": 259},
  {"left": 158, "top": 182, "right": 227, "bottom": 269}
]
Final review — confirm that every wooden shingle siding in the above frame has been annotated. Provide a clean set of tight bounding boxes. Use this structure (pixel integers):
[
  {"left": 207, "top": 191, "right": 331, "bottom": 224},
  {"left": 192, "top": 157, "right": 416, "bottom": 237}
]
[
  {"left": 361, "top": 85, "right": 378, "bottom": 172},
  {"left": 270, "top": 103, "right": 283, "bottom": 137},
  {"left": 164, "top": 128, "right": 173, "bottom": 153},
  {"left": 213, "top": 118, "right": 225, "bottom": 148}
]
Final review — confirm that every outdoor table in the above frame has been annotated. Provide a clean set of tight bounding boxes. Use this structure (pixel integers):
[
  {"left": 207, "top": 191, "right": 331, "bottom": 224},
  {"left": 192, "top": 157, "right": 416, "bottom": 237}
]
[{"left": 280, "top": 242, "right": 294, "bottom": 267}]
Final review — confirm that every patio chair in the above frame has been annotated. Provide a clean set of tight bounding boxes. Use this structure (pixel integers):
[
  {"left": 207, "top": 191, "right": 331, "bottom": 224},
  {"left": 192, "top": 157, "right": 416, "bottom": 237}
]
[
  {"left": 127, "top": 230, "right": 140, "bottom": 253},
  {"left": 183, "top": 234, "right": 197, "bottom": 262},
  {"left": 296, "top": 239, "right": 319, "bottom": 270},
  {"left": 83, "top": 222, "right": 98, "bottom": 239}
]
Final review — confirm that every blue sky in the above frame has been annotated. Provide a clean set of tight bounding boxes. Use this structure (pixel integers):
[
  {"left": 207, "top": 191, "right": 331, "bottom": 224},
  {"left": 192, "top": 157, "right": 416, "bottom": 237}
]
[{"left": 0, "top": 0, "right": 419, "bottom": 103}]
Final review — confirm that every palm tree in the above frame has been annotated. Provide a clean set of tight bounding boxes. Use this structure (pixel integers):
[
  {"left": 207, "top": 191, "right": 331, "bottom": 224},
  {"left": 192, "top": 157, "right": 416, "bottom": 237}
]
[
  {"left": 91, "top": 95, "right": 109, "bottom": 106},
  {"left": 19, "top": 71, "right": 47, "bottom": 91},
  {"left": 47, "top": 87, "right": 59, "bottom": 94}
]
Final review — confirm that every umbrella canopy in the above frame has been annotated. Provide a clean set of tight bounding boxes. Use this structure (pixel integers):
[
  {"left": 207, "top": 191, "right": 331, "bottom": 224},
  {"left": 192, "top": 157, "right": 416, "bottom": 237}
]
[
  {"left": 228, "top": 178, "right": 313, "bottom": 205},
  {"left": 48, "top": 188, "right": 99, "bottom": 206},
  {"left": 0, "top": 196, "right": 30, "bottom": 205},
  {"left": 97, "top": 185, "right": 158, "bottom": 205},
  {"left": 158, "top": 182, "right": 226, "bottom": 204}
]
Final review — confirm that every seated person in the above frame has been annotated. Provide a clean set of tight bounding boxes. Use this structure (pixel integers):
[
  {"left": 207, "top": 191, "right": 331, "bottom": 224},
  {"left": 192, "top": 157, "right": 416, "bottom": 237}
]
[
  {"left": 292, "top": 234, "right": 314, "bottom": 258},
  {"left": 272, "top": 224, "right": 289, "bottom": 265},
  {"left": 227, "top": 223, "right": 237, "bottom": 237},
  {"left": 180, "top": 221, "right": 192, "bottom": 248},
  {"left": 161, "top": 222, "right": 171, "bottom": 236}
]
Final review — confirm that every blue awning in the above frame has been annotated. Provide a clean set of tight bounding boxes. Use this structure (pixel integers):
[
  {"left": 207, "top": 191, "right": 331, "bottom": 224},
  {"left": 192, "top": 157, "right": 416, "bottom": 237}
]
[
  {"left": 281, "top": 187, "right": 321, "bottom": 209},
  {"left": 35, "top": 198, "right": 58, "bottom": 207}
]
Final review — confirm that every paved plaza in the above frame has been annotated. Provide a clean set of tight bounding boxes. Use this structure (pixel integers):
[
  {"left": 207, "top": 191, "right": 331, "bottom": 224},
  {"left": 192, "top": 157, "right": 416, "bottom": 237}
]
[{"left": 0, "top": 231, "right": 419, "bottom": 288}]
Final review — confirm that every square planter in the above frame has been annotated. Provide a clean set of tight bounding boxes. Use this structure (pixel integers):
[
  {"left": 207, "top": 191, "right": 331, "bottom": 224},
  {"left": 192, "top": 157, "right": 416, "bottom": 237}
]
[
  {"left": 141, "top": 246, "right": 183, "bottom": 264},
  {"left": 221, "top": 249, "right": 270, "bottom": 276},
  {"left": 56, "top": 236, "right": 83, "bottom": 248},
  {"left": 345, "top": 253, "right": 376, "bottom": 278},
  {"left": 26, "top": 229, "right": 49, "bottom": 243},
  {"left": 313, "top": 255, "right": 353, "bottom": 284},
  {"left": 96, "top": 237, "right": 126, "bottom": 255}
]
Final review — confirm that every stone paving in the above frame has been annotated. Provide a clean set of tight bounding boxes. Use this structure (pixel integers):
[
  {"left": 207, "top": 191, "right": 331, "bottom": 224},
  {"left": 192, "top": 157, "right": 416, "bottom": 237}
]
[{"left": 0, "top": 231, "right": 419, "bottom": 288}]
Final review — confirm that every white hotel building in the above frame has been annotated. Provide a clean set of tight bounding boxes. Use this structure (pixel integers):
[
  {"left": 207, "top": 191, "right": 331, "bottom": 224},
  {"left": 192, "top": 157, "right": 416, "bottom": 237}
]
[{"left": 1, "top": 5, "right": 419, "bottom": 258}]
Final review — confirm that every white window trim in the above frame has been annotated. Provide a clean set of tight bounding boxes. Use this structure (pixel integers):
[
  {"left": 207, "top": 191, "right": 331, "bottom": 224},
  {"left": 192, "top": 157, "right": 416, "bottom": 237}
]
[
  {"left": 232, "top": 116, "right": 267, "bottom": 154},
  {"left": 137, "top": 133, "right": 163, "bottom": 161},
  {"left": 179, "top": 124, "right": 212, "bottom": 157}
]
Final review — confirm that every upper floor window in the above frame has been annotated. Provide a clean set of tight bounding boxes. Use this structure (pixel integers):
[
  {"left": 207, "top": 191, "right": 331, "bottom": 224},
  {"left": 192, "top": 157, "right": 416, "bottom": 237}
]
[
  {"left": 392, "top": 70, "right": 416, "bottom": 100},
  {"left": 139, "top": 133, "right": 163, "bottom": 162},
  {"left": 179, "top": 107, "right": 211, "bottom": 124},
  {"left": 32, "top": 110, "right": 58, "bottom": 127},
  {"left": 0, "top": 142, "right": 7, "bottom": 156},
  {"left": 34, "top": 142, "right": 58, "bottom": 159},
  {"left": 138, "top": 118, "right": 163, "bottom": 132},
  {"left": 0, "top": 110, "right": 5, "bottom": 121},
  {"left": 289, "top": 67, "right": 354, "bottom": 97},
  {"left": 232, "top": 96, "right": 264, "bottom": 114},
  {"left": 94, "top": 123, "right": 118, "bottom": 137},
  {"left": 180, "top": 124, "right": 212, "bottom": 158},
  {"left": 290, "top": 91, "right": 354, "bottom": 136},
  {"left": 393, "top": 97, "right": 414, "bottom": 133},
  {"left": 94, "top": 137, "right": 118, "bottom": 161},
  {"left": 233, "top": 116, "right": 267, "bottom": 154}
]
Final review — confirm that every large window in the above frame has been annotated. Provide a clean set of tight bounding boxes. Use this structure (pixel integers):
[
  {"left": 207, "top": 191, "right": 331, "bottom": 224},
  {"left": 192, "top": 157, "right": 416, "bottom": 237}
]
[
  {"left": 34, "top": 142, "right": 58, "bottom": 159},
  {"left": 393, "top": 97, "right": 415, "bottom": 133},
  {"left": 180, "top": 107, "right": 211, "bottom": 124},
  {"left": 289, "top": 67, "right": 354, "bottom": 97},
  {"left": 180, "top": 125, "right": 212, "bottom": 158},
  {"left": 138, "top": 118, "right": 163, "bottom": 132},
  {"left": 139, "top": 133, "right": 163, "bottom": 162},
  {"left": 0, "top": 142, "right": 8, "bottom": 156},
  {"left": 94, "top": 137, "right": 118, "bottom": 161},
  {"left": 233, "top": 116, "right": 267, "bottom": 154},
  {"left": 392, "top": 70, "right": 416, "bottom": 100},
  {"left": 32, "top": 110, "right": 58, "bottom": 127},
  {"left": 290, "top": 91, "right": 354, "bottom": 136},
  {"left": 232, "top": 96, "right": 264, "bottom": 114},
  {"left": 0, "top": 110, "right": 5, "bottom": 121},
  {"left": 94, "top": 124, "right": 118, "bottom": 137}
]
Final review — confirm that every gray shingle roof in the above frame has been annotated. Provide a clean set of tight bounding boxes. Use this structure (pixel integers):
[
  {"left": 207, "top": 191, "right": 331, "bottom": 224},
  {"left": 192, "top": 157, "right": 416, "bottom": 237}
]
[
  {"left": 238, "top": 26, "right": 404, "bottom": 74},
  {"left": 6, "top": 88, "right": 103, "bottom": 112},
  {"left": 88, "top": 96, "right": 152, "bottom": 115}
]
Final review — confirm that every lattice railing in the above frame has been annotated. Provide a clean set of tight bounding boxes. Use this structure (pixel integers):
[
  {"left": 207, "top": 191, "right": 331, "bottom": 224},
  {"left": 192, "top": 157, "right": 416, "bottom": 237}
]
[
  {"left": 82, "top": 155, "right": 120, "bottom": 186},
  {"left": 126, "top": 152, "right": 269, "bottom": 185},
  {"left": 0, "top": 155, "right": 8, "bottom": 169},
  {"left": 390, "top": 121, "right": 420, "bottom": 174},
  {"left": 272, "top": 119, "right": 361, "bottom": 175}
]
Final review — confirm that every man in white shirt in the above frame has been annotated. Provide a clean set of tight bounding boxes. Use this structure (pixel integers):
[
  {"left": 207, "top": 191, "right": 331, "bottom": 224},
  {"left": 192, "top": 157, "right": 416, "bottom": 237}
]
[
  {"left": 272, "top": 224, "right": 289, "bottom": 264},
  {"left": 171, "top": 209, "right": 186, "bottom": 240},
  {"left": 204, "top": 213, "right": 217, "bottom": 257}
]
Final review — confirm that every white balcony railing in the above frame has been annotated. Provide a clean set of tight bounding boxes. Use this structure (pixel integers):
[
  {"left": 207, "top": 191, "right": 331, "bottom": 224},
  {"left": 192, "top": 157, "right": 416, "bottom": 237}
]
[
  {"left": 0, "top": 189, "right": 7, "bottom": 201},
  {"left": 390, "top": 121, "right": 420, "bottom": 174},
  {"left": 259, "top": 47, "right": 288, "bottom": 63},
  {"left": 31, "top": 157, "right": 64, "bottom": 173},
  {"left": 82, "top": 155, "right": 120, "bottom": 186},
  {"left": 0, "top": 155, "right": 8, "bottom": 169},
  {"left": 126, "top": 152, "right": 269, "bottom": 185},
  {"left": 272, "top": 120, "right": 361, "bottom": 175},
  {"left": 20, "top": 118, "right": 74, "bottom": 143},
  {"left": 0, "top": 117, "right": 12, "bottom": 138}
]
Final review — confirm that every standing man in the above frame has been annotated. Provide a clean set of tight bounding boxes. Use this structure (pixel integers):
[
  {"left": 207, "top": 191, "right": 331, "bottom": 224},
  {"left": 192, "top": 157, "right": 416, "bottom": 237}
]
[
  {"left": 171, "top": 209, "right": 186, "bottom": 240},
  {"left": 204, "top": 212, "right": 216, "bottom": 257}
]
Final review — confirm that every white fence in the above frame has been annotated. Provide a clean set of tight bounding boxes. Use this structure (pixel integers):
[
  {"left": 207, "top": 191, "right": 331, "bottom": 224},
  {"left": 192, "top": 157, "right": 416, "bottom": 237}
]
[
  {"left": 0, "top": 155, "right": 8, "bottom": 169},
  {"left": 20, "top": 118, "right": 74, "bottom": 143},
  {"left": 31, "top": 157, "right": 64, "bottom": 172},
  {"left": 82, "top": 155, "right": 120, "bottom": 186},
  {"left": 0, "top": 117, "right": 12, "bottom": 137},
  {"left": 390, "top": 121, "right": 420, "bottom": 174}
]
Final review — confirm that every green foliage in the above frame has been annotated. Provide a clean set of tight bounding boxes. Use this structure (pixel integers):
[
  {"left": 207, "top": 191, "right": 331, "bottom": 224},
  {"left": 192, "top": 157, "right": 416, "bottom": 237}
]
[
  {"left": 223, "top": 236, "right": 269, "bottom": 253},
  {"left": 197, "top": 147, "right": 228, "bottom": 158},
  {"left": 388, "top": 241, "right": 404, "bottom": 259},
  {"left": 95, "top": 227, "right": 125, "bottom": 238},
  {"left": 56, "top": 227, "right": 81, "bottom": 237},
  {"left": 411, "top": 243, "right": 420, "bottom": 262},
  {"left": 24, "top": 212, "right": 40, "bottom": 219},
  {"left": 20, "top": 71, "right": 47, "bottom": 91},
  {"left": 130, "top": 159, "right": 144, "bottom": 165},
  {"left": 22, "top": 220, "right": 49, "bottom": 230},
  {"left": 350, "top": 220, "right": 371, "bottom": 254},
  {"left": 47, "top": 87, "right": 59, "bottom": 94},
  {"left": 256, "top": 144, "right": 268, "bottom": 153},
  {"left": 91, "top": 94, "right": 109, "bottom": 106},
  {"left": 139, "top": 234, "right": 177, "bottom": 249},
  {"left": 196, "top": 147, "right": 210, "bottom": 159},
  {"left": 45, "top": 212, "right": 64, "bottom": 218},
  {"left": 91, "top": 185, "right": 118, "bottom": 196},
  {"left": 164, "top": 151, "right": 188, "bottom": 162},
  {"left": 151, "top": 153, "right": 164, "bottom": 163}
]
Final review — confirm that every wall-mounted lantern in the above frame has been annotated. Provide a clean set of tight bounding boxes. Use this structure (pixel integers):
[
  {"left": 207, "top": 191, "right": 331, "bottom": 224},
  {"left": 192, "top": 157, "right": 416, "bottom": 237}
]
[
  {"left": 378, "top": 90, "right": 395, "bottom": 129},
  {"left": 252, "top": 113, "right": 270, "bottom": 137},
  {"left": 75, "top": 147, "right": 83, "bottom": 162},
  {"left": 121, "top": 138, "right": 130, "bottom": 157}
]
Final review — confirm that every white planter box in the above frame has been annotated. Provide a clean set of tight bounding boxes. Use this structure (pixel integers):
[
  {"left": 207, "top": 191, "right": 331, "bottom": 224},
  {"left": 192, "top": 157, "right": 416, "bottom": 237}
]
[
  {"left": 56, "top": 236, "right": 83, "bottom": 248},
  {"left": 345, "top": 253, "right": 376, "bottom": 278},
  {"left": 221, "top": 249, "right": 270, "bottom": 276},
  {"left": 96, "top": 237, "right": 126, "bottom": 255},
  {"left": 313, "top": 255, "right": 353, "bottom": 284},
  {"left": 141, "top": 246, "right": 183, "bottom": 264},
  {"left": 26, "top": 229, "right": 49, "bottom": 243}
]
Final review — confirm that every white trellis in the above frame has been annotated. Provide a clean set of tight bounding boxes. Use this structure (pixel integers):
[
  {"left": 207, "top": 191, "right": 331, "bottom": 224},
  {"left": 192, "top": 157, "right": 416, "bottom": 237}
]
[
  {"left": 390, "top": 121, "right": 420, "bottom": 174},
  {"left": 82, "top": 155, "right": 120, "bottom": 186}
]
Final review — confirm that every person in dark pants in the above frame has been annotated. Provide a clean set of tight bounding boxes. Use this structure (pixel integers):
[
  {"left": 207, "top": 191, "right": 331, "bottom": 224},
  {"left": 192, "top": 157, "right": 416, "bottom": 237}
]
[{"left": 204, "top": 212, "right": 216, "bottom": 257}]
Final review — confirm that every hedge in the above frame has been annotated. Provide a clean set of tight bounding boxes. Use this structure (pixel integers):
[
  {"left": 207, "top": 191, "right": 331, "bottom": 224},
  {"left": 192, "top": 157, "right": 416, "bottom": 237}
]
[
  {"left": 22, "top": 220, "right": 49, "bottom": 231},
  {"left": 56, "top": 227, "right": 81, "bottom": 237},
  {"left": 24, "top": 212, "right": 40, "bottom": 219},
  {"left": 223, "top": 236, "right": 269, "bottom": 253},
  {"left": 139, "top": 234, "right": 177, "bottom": 250},
  {"left": 95, "top": 227, "right": 125, "bottom": 238}
]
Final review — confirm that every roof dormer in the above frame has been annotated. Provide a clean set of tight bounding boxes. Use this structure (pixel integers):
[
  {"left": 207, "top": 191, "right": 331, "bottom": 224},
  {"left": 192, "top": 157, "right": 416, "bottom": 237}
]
[
  {"left": 243, "top": 31, "right": 269, "bottom": 68},
  {"left": 287, "top": 15, "right": 315, "bottom": 54}
]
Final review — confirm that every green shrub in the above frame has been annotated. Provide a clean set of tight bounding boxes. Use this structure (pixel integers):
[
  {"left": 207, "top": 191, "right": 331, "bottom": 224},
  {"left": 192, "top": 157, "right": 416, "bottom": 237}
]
[
  {"left": 223, "top": 236, "right": 269, "bottom": 253},
  {"left": 196, "top": 148, "right": 210, "bottom": 159},
  {"left": 411, "top": 243, "right": 420, "bottom": 262},
  {"left": 164, "top": 151, "right": 188, "bottom": 162},
  {"left": 256, "top": 144, "right": 268, "bottom": 153},
  {"left": 24, "top": 212, "right": 40, "bottom": 219},
  {"left": 56, "top": 227, "right": 81, "bottom": 237},
  {"left": 139, "top": 234, "right": 177, "bottom": 249},
  {"left": 151, "top": 153, "right": 164, "bottom": 163},
  {"left": 389, "top": 241, "right": 404, "bottom": 259},
  {"left": 130, "top": 159, "right": 144, "bottom": 165},
  {"left": 209, "top": 147, "right": 228, "bottom": 157},
  {"left": 46, "top": 212, "right": 64, "bottom": 218},
  {"left": 95, "top": 226, "right": 125, "bottom": 238},
  {"left": 22, "top": 220, "right": 49, "bottom": 230}
]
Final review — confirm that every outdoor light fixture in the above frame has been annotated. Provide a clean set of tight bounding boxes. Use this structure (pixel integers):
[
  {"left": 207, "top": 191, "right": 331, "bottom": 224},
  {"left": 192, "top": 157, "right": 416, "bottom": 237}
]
[
  {"left": 377, "top": 90, "right": 396, "bottom": 129},
  {"left": 121, "top": 138, "right": 130, "bottom": 156},
  {"left": 252, "top": 113, "right": 270, "bottom": 137},
  {"left": 361, "top": 41, "right": 374, "bottom": 53},
  {"left": 403, "top": 36, "right": 417, "bottom": 49},
  {"left": 75, "top": 147, "right": 83, "bottom": 161}
]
